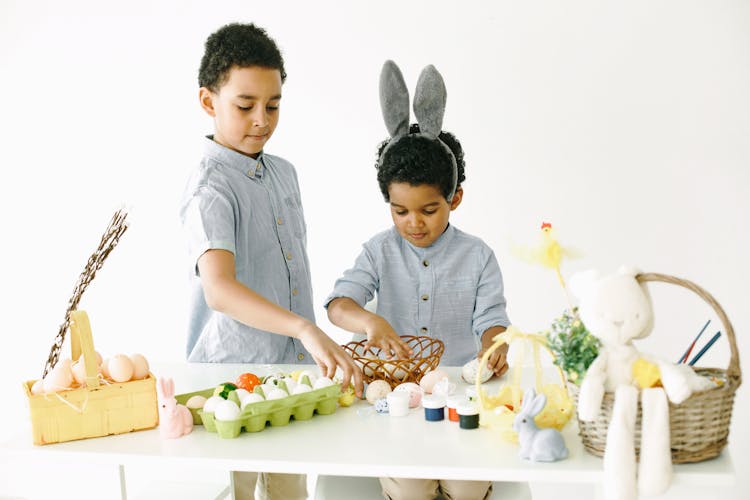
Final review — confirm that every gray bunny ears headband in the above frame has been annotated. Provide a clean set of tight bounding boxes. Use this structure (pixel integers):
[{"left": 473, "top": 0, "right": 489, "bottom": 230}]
[{"left": 378, "top": 60, "right": 458, "bottom": 200}]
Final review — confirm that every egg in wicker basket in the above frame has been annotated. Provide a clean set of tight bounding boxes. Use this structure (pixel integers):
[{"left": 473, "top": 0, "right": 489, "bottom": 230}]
[{"left": 342, "top": 335, "right": 445, "bottom": 389}]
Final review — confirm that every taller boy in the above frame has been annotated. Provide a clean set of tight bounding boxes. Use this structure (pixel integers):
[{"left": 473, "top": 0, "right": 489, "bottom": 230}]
[{"left": 180, "top": 23, "right": 361, "bottom": 396}]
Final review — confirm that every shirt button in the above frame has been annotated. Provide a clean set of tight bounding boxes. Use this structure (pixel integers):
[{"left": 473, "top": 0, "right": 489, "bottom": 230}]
[
  {"left": 247, "top": 169, "right": 254, "bottom": 177},
  {"left": 420, "top": 327, "right": 428, "bottom": 333},
  {"left": 292, "top": 288, "right": 299, "bottom": 296},
  {"left": 286, "top": 252, "right": 293, "bottom": 260},
  {"left": 421, "top": 294, "right": 429, "bottom": 301},
  {"left": 277, "top": 217, "right": 283, "bottom": 225},
  {"left": 297, "top": 353, "right": 305, "bottom": 361},
  {"left": 422, "top": 260, "right": 429, "bottom": 267}
]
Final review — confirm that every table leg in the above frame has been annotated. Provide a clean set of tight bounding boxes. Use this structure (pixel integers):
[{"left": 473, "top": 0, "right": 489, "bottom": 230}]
[{"left": 119, "top": 464, "right": 128, "bottom": 500}]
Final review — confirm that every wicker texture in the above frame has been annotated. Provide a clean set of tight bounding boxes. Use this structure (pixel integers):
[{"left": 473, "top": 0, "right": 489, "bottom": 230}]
[
  {"left": 342, "top": 336, "right": 444, "bottom": 389},
  {"left": 570, "top": 272, "right": 741, "bottom": 464}
]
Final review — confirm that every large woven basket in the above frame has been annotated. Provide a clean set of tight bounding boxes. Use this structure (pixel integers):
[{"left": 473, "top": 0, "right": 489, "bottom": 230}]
[
  {"left": 569, "top": 272, "right": 741, "bottom": 464},
  {"left": 342, "top": 335, "right": 444, "bottom": 389}
]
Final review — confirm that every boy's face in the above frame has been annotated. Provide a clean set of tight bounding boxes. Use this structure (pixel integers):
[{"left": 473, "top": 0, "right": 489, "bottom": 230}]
[
  {"left": 388, "top": 182, "right": 463, "bottom": 248},
  {"left": 199, "top": 66, "right": 282, "bottom": 158}
]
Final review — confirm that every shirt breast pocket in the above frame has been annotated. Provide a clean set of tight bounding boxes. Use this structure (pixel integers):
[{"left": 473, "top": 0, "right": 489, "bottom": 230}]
[{"left": 283, "top": 195, "right": 306, "bottom": 239}]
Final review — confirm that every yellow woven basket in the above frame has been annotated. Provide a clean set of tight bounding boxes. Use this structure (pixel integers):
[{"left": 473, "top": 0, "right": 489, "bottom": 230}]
[
  {"left": 23, "top": 310, "right": 158, "bottom": 445},
  {"left": 477, "top": 326, "right": 574, "bottom": 443}
]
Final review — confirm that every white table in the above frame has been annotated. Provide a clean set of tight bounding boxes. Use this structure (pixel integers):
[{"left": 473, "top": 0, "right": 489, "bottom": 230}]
[{"left": 2, "top": 363, "right": 736, "bottom": 499}]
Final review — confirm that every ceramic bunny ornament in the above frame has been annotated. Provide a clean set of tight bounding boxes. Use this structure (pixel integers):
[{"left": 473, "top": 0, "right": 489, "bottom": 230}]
[
  {"left": 570, "top": 267, "right": 714, "bottom": 500},
  {"left": 513, "top": 388, "right": 569, "bottom": 462},
  {"left": 158, "top": 377, "right": 193, "bottom": 438}
]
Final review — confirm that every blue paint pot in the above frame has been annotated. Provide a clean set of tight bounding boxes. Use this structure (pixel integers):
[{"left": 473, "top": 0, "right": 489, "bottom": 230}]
[{"left": 422, "top": 394, "right": 446, "bottom": 421}]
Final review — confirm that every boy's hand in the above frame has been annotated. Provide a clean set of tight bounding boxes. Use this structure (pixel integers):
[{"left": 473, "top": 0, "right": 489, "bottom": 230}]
[
  {"left": 363, "top": 315, "right": 412, "bottom": 359},
  {"left": 479, "top": 326, "right": 509, "bottom": 377},
  {"left": 298, "top": 323, "right": 364, "bottom": 397}
]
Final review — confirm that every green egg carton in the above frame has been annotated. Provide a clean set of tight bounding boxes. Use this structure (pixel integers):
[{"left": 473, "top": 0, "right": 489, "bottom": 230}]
[{"left": 176, "top": 384, "right": 341, "bottom": 438}]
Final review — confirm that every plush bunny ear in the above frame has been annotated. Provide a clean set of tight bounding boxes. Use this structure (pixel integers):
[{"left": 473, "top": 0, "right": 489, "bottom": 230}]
[
  {"left": 413, "top": 65, "right": 447, "bottom": 139},
  {"left": 379, "top": 60, "right": 410, "bottom": 139}
]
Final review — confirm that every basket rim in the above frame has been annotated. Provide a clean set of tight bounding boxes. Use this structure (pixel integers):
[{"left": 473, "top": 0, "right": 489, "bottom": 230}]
[{"left": 637, "top": 272, "right": 741, "bottom": 386}]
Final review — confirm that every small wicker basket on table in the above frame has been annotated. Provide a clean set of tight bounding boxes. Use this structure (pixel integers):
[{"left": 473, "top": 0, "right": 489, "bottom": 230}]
[
  {"left": 568, "top": 272, "right": 742, "bottom": 464},
  {"left": 342, "top": 335, "right": 444, "bottom": 389}
]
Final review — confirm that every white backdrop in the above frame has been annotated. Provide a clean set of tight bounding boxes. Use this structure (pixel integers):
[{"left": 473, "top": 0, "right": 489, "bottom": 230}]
[{"left": 1, "top": 1, "right": 748, "bottom": 498}]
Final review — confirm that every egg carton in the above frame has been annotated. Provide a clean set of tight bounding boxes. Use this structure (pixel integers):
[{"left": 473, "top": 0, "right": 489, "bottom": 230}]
[{"left": 175, "top": 384, "right": 341, "bottom": 438}]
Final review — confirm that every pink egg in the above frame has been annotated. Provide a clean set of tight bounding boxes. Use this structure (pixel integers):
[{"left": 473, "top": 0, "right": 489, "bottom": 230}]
[
  {"left": 108, "top": 354, "right": 134, "bottom": 383},
  {"left": 419, "top": 369, "right": 449, "bottom": 394},
  {"left": 129, "top": 353, "right": 150, "bottom": 380}
]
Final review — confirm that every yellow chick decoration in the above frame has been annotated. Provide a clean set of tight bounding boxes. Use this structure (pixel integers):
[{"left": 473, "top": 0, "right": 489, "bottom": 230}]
[
  {"left": 513, "top": 222, "right": 580, "bottom": 311},
  {"left": 632, "top": 358, "right": 662, "bottom": 389},
  {"left": 338, "top": 384, "right": 357, "bottom": 407}
]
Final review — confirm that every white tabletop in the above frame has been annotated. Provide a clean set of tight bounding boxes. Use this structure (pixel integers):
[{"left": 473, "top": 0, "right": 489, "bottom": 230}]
[{"left": 2, "top": 363, "right": 735, "bottom": 485}]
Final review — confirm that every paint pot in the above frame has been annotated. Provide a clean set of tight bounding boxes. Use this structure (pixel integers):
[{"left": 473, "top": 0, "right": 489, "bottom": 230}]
[
  {"left": 387, "top": 390, "right": 409, "bottom": 417},
  {"left": 447, "top": 395, "right": 466, "bottom": 422},
  {"left": 422, "top": 394, "right": 446, "bottom": 421},
  {"left": 465, "top": 385, "right": 478, "bottom": 403},
  {"left": 457, "top": 403, "right": 480, "bottom": 430}
]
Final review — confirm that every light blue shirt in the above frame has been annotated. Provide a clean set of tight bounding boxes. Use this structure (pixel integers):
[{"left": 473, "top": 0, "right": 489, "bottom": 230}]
[
  {"left": 325, "top": 225, "right": 510, "bottom": 365},
  {"left": 179, "top": 137, "right": 313, "bottom": 363}
]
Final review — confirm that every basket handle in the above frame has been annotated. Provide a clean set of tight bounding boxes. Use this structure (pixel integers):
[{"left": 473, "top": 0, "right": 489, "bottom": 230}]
[
  {"left": 69, "top": 310, "right": 100, "bottom": 389},
  {"left": 637, "top": 272, "right": 741, "bottom": 385}
]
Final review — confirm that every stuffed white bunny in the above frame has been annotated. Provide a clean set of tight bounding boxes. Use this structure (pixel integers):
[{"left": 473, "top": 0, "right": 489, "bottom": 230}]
[{"left": 570, "top": 267, "right": 714, "bottom": 500}]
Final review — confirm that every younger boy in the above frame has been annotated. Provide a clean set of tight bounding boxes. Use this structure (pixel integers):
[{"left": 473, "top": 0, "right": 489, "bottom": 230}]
[
  {"left": 326, "top": 122, "right": 510, "bottom": 500},
  {"left": 180, "top": 23, "right": 362, "bottom": 500}
]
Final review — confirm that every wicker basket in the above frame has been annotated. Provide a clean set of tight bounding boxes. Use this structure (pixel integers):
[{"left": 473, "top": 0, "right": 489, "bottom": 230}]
[
  {"left": 342, "top": 335, "right": 444, "bottom": 389},
  {"left": 23, "top": 310, "right": 158, "bottom": 445},
  {"left": 569, "top": 272, "right": 741, "bottom": 464}
]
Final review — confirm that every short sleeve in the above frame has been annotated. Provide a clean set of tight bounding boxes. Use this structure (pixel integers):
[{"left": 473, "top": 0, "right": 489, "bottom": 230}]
[
  {"left": 181, "top": 185, "right": 237, "bottom": 276},
  {"left": 472, "top": 250, "right": 511, "bottom": 336},
  {"left": 324, "top": 246, "right": 379, "bottom": 309}
]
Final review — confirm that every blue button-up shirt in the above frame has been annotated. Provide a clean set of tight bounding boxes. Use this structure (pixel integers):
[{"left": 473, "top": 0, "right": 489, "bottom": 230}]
[
  {"left": 325, "top": 225, "right": 510, "bottom": 366},
  {"left": 180, "top": 137, "right": 312, "bottom": 363}
]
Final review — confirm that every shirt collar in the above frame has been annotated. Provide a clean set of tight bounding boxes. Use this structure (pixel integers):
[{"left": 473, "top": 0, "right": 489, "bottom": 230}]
[
  {"left": 203, "top": 135, "right": 265, "bottom": 179},
  {"left": 401, "top": 223, "right": 456, "bottom": 257}
]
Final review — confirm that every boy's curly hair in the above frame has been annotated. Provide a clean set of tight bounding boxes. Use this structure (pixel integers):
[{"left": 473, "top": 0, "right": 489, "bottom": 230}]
[
  {"left": 376, "top": 124, "right": 466, "bottom": 202},
  {"left": 199, "top": 23, "right": 286, "bottom": 91}
]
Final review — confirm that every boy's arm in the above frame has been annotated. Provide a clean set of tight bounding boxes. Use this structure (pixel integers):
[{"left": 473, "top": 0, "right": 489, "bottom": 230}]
[
  {"left": 199, "top": 249, "right": 363, "bottom": 396},
  {"left": 327, "top": 297, "right": 412, "bottom": 359},
  {"left": 479, "top": 326, "right": 509, "bottom": 376}
]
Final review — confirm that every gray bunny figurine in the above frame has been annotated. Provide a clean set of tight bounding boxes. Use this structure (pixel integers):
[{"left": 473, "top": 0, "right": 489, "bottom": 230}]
[{"left": 513, "top": 388, "right": 569, "bottom": 462}]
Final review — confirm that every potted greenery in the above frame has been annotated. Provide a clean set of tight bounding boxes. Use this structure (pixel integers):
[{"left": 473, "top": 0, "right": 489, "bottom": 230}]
[{"left": 545, "top": 308, "right": 600, "bottom": 386}]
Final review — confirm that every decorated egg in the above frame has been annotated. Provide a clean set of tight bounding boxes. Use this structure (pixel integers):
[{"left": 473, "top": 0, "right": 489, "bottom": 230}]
[
  {"left": 461, "top": 358, "right": 493, "bottom": 384},
  {"left": 394, "top": 382, "right": 423, "bottom": 408},
  {"left": 365, "top": 379, "right": 392, "bottom": 404},
  {"left": 419, "top": 369, "right": 449, "bottom": 394},
  {"left": 214, "top": 400, "right": 241, "bottom": 421},
  {"left": 185, "top": 395, "right": 207, "bottom": 409}
]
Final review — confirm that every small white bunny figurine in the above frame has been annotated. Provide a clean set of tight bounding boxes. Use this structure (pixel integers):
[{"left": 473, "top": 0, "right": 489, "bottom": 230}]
[
  {"left": 513, "top": 388, "right": 569, "bottom": 462},
  {"left": 158, "top": 377, "right": 193, "bottom": 439}
]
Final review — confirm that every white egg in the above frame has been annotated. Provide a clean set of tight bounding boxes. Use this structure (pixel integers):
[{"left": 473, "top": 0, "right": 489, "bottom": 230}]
[
  {"left": 384, "top": 362, "right": 408, "bottom": 380},
  {"left": 129, "top": 353, "right": 150, "bottom": 380},
  {"left": 71, "top": 359, "right": 88, "bottom": 386},
  {"left": 214, "top": 400, "right": 241, "bottom": 421},
  {"left": 313, "top": 377, "right": 335, "bottom": 390},
  {"left": 240, "top": 393, "right": 265, "bottom": 409},
  {"left": 202, "top": 395, "right": 224, "bottom": 413},
  {"left": 43, "top": 359, "right": 73, "bottom": 393},
  {"left": 419, "top": 369, "right": 450, "bottom": 394},
  {"left": 298, "top": 369, "right": 319, "bottom": 384},
  {"left": 259, "top": 383, "right": 277, "bottom": 396},
  {"left": 185, "top": 395, "right": 207, "bottom": 409},
  {"left": 266, "top": 388, "right": 289, "bottom": 400},
  {"left": 282, "top": 377, "right": 297, "bottom": 393},
  {"left": 30, "top": 379, "right": 45, "bottom": 395},
  {"left": 291, "top": 384, "right": 312, "bottom": 395},
  {"left": 108, "top": 354, "right": 134, "bottom": 383},
  {"left": 234, "top": 388, "right": 251, "bottom": 401}
]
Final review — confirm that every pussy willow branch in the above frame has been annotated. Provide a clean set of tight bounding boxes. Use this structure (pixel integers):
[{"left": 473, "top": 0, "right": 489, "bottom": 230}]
[{"left": 42, "top": 210, "right": 128, "bottom": 379}]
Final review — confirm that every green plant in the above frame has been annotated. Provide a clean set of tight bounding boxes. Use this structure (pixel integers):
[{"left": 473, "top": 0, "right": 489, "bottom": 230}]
[{"left": 545, "top": 308, "right": 600, "bottom": 385}]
